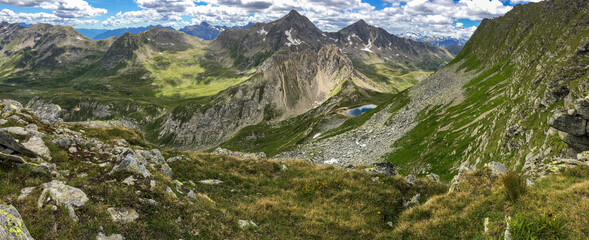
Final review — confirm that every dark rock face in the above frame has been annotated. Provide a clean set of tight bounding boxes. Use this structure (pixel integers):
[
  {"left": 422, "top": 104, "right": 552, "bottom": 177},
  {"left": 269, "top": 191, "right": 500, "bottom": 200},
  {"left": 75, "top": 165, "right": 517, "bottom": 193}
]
[
  {"left": 549, "top": 97, "right": 589, "bottom": 152},
  {"left": 369, "top": 162, "right": 397, "bottom": 176},
  {"left": 548, "top": 109, "right": 587, "bottom": 136},
  {"left": 0, "top": 131, "right": 38, "bottom": 158}
]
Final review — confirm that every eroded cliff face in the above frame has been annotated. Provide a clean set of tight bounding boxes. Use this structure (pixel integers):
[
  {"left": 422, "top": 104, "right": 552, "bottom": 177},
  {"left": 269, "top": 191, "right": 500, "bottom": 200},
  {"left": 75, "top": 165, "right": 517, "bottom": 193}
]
[{"left": 153, "top": 45, "right": 379, "bottom": 150}]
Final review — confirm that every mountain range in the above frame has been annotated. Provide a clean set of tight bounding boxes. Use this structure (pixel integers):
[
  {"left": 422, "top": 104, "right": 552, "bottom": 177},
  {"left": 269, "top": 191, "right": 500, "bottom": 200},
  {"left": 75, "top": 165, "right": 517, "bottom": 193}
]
[{"left": 75, "top": 22, "right": 254, "bottom": 40}]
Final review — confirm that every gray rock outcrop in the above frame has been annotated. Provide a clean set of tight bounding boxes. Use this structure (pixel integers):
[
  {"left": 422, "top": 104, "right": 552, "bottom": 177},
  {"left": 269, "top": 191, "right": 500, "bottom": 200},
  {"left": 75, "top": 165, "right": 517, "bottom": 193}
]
[
  {"left": 107, "top": 207, "right": 139, "bottom": 223},
  {"left": 0, "top": 205, "right": 34, "bottom": 240},
  {"left": 549, "top": 97, "right": 589, "bottom": 152},
  {"left": 38, "top": 180, "right": 89, "bottom": 221},
  {"left": 25, "top": 97, "right": 63, "bottom": 125}
]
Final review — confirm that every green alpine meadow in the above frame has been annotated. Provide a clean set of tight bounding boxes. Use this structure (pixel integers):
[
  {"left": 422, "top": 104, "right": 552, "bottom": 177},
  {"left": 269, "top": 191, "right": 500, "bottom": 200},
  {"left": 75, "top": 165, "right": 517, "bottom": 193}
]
[{"left": 0, "top": 0, "right": 588, "bottom": 239}]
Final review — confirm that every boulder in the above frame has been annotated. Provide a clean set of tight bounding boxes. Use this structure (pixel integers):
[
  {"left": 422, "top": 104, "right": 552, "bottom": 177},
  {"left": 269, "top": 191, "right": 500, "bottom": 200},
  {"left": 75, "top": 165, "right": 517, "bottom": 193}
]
[
  {"left": 0, "top": 127, "right": 28, "bottom": 138},
  {"left": 366, "top": 162, "right": 397, "bottom": 176},
  {"left": 0, "top": 204, "right": 34, "bottom": 240},
  {"left": 548, "top": 109, "right": 586, "bottom": 136},
  {"left": 213, "top": 148, "right": 266, "bottom": 159},
  {"left": 199, "top": 179, "right": 223, "bottom": 185},
  {"left": 486, "top": 161, "right": 508, "bottom": 176},
  {"left": 107, "top": 208, "right": 139, "bottom": 223},
  {"left": 51, "top": 137, "right": 72, "bottom": 148},
  {"left": 405, "top": 175, "right": 416, "bottom": 185},
  {"left": 0, "top": 100, "right": 23, "bottom": 115},
  {"left": 238, "top": 220, "right": 258, "bottom": 229},
  {"left": 427, "top": 173, "right": 440, "bottom": 182},
  {"left": 22, "top": 137, "right": 51, "bottom": 160},
  {"left": 17, "top": 187, "right": 36, "bottom": 201},
  {"left": 110, "top": 150, "right": 151, "bottom": 178},
  {"left": 136, "top": 149, "right": 172, "bottom": 177},
  {"left": 25, "top": 98, "right": 63, "bottom": 125},
  {"left": 122, "top": 176, "right": 135, "bottom": 186},
  {"left": 573, "top": 98, "right": 589, "bottom": 119},
  {"left": 38, "top": 180, "right": 89, "bottom": 221},
  {"left": 96, "top": 233, "right": 125, "bottom": 240},
  {"left": 0, "top": 153, "right": 26, "bottom": 164},
  {"left": 0, "top": 119, "right": 7, "bottom": 125},
  {"left": 403, "top": 194, "right": 421, "bottom": 208},
  {"left": 0, "top": 132, "right": 38, "bottom": 158},
  {"left": 166, "top": 156, "right": 182, "bottom": 163},
  {"left": 559, "top": 132, "right": 589, "bottom": 152}
]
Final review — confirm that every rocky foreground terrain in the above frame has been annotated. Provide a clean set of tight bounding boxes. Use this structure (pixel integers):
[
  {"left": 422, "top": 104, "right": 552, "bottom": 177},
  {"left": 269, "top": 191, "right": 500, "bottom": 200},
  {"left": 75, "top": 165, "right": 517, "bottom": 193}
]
[{"left": 1, "top": 97, "right": 588, "bottom": 239}]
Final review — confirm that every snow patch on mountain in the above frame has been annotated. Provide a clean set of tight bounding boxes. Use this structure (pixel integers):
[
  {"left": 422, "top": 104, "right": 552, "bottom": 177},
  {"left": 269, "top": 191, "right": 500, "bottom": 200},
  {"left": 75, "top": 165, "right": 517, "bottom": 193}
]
[{"left": 285, "top": 28, "right": 302, "bottom": 46}]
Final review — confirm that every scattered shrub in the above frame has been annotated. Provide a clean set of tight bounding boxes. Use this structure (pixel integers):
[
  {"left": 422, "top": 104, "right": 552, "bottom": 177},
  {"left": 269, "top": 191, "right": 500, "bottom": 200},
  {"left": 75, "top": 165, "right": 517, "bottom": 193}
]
[{"left": 501, "top": 171, "right": 527, "bottom": 202}]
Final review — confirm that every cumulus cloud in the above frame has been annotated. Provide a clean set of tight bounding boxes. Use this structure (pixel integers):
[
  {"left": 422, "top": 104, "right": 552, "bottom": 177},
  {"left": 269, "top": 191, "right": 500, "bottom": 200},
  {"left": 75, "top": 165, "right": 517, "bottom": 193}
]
[
  {"left": 1, "top": 0, "right": 525, "bottom": 38},
  {"left": 0, "top": 0, "right": 106, "bottom": 20},
  {"left": 0, "top": 8, "right": 98, "bottom": 25}
]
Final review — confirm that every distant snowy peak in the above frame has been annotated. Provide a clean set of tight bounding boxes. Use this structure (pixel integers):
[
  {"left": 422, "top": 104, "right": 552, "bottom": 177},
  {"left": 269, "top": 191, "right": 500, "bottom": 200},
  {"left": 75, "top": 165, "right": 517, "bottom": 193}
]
[{"left": 399, "top": 33, "right": 468, "bottom": 47}]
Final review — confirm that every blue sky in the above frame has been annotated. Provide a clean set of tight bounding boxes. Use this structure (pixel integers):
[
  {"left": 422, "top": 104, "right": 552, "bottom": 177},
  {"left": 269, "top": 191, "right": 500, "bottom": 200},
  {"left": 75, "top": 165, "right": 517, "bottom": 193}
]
[{"left": 0, "top": 0, "right": 542, "bottom": 38}]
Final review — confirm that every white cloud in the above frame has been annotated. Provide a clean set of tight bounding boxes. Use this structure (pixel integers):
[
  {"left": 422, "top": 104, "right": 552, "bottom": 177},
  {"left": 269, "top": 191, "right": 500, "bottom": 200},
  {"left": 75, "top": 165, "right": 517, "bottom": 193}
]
[
  {"left": 1, "top": 0, "right": 528, "bottom": 38},
  {"left": 0, "top": 8, "right": 98, "bottom": 25},
  {"left": 0, "top": 0, "right": 106, "bottom": 19},
  {"left": 507, "top": 0, "right": 543, "bottom": 4}
]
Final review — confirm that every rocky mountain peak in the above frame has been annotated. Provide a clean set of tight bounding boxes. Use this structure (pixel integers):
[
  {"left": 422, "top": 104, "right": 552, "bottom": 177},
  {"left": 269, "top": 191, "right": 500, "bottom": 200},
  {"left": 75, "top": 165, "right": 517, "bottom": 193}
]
[{"left": 276, "top": 9, "right": 318, "bottom": 31}]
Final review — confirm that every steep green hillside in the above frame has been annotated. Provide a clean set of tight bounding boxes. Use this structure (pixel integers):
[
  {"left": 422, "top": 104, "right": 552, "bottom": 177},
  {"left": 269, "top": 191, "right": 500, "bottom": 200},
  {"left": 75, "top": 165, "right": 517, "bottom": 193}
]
[{"left": 384, "top": 0, "right": 589, "bottom": 180}]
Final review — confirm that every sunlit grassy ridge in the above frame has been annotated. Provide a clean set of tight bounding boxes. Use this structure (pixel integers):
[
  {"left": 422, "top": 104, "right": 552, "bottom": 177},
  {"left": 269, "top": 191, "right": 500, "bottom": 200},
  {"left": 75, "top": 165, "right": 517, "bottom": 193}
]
[
  {"left": 383, "top": 0, "right": 589, "bottom": 180},
  {"left": 389, "top": 166, "right": 589, "bottom": 239}
]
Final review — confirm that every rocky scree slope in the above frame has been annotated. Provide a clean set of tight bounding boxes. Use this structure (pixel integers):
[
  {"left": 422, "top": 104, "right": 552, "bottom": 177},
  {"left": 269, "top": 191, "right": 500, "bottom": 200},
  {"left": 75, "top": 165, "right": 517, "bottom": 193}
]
[{"left": 281, "top": 0, "right": 589, "bottom": 181}]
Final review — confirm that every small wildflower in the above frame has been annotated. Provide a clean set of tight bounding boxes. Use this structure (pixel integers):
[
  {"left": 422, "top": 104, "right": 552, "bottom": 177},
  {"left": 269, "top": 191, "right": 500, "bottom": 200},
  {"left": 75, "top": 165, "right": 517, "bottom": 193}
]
[{"left": 378, "top": 212, "right": 381, "bottom": 214}]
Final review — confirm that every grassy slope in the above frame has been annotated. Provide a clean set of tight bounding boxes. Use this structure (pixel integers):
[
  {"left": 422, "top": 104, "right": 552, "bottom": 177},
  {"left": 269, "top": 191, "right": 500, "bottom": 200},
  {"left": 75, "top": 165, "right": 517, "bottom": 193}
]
[
  {"left": 384, "top": 0, "right": 589, "bottom": 181},
  {"left": 0, "top": 118, "right": 447, "bottom": 239},
  {"left": 389, "top": 166, "right": 589, "bottom": 239}
]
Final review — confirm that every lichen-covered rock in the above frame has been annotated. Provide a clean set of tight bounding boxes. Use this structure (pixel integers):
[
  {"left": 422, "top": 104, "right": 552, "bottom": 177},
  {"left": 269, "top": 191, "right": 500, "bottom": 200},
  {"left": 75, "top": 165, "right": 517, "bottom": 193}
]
[
  {"left": 0, "top": 204, "right": 34, "bottom": 240},
  {"left": 0, "top": 127, "right": 29, "bottom": 138},
  {"left": 110, "top": 150, "right": 151, "bottom": 178},
  {"left": 365, "top": 162, "right": 397, "bottom": 176},
  {"left": 17, "top": 187, "right": 35, "bottom": 201},
  {"left": 135, "top": 149, "right": 172, "bottom": 177},
  {"left": 0, "top": 131, "right": 38, "bottom": 158},
  {"left": 427, "top": 173, "right": 440, "bottom": 182},
  {"left": 107, "top": 208, "right": 139, "bottom": 223},
  {"left": 0, "top": 100, "right": 23, "bottom": 115},
  {"left": 22, "top": 137, "right": 51, "bottom": 160},
  {"left": 96, "top": 233, "right": 125, "bottom": 240},
  {"left": 238, "top": 220, "right": 258, "bottom": 229},
  {"left": 573, "top": 98, "right": 589, "bottom": 119},
  {"left": 405, "top": 175, "right": 416, "bottom": 185},
  {"left": 199, "top": 179, "right": 223, "bottom": 185},
  {"left": 212, "top": 148, "right": 266, "bottom": 159},
  {"left": 38, "top": 180, "right": 89, "bottom": 221},
  {"left": 51, "top": 137, "right": 72, "bottom": 148},
  {"left": 25, "top": 98, "right": 63, "bottom": 125},
  {"left": 486, "top": 161, "right": 508, "bottom": 176}
]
